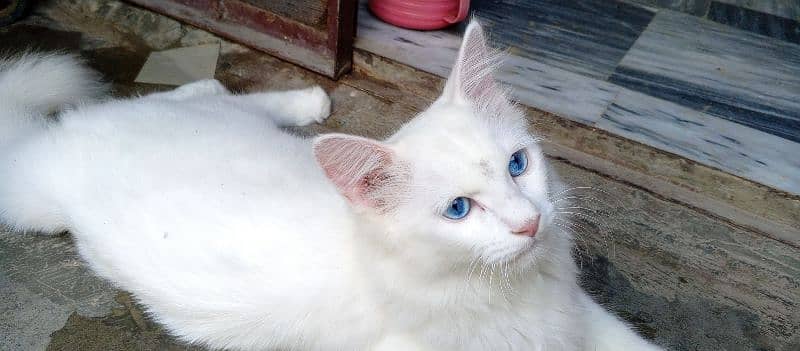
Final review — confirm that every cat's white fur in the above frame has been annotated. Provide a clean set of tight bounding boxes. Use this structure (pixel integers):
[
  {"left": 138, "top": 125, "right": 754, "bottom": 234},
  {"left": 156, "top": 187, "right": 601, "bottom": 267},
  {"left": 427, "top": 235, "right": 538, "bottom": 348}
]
[{"left": 0, "top": 22, "right": 663, "bottom": 351}]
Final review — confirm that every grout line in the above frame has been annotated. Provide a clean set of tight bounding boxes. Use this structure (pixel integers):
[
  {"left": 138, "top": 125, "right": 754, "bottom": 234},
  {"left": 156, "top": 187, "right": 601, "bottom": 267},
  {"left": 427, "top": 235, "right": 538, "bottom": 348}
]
[{"left": 594, "top": 84, "right": 623, "bottom": 128}]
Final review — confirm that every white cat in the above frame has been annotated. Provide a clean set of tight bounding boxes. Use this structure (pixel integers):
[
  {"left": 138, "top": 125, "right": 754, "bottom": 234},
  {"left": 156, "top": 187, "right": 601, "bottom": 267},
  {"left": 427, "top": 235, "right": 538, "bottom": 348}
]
[{"left": 0, "top": 22, "right": 663, "bottom": 351}]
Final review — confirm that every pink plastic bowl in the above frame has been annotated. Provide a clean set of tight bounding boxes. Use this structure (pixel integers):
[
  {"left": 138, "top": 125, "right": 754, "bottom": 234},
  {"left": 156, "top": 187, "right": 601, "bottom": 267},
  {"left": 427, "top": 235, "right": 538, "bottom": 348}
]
[{"left": 369, "top": 0, "right": 470, "bottom": 31}]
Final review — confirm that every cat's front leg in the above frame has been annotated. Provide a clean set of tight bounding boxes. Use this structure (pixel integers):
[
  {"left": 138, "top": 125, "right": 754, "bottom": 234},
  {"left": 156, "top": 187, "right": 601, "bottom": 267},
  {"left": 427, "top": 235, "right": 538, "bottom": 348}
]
[
  {"left": 148, "top": 79, "right": 230, "bottom": 100},
  {"left": 580, "top": 292, "right": 664, "bottom": 351},
  {"left": 233, "top": 86, "right": 331, "bottom": 127}
]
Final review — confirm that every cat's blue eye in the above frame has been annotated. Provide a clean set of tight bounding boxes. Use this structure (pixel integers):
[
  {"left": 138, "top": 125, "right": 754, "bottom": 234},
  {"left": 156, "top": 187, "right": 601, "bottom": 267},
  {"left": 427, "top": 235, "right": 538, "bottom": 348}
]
[
  {"left": 508, "top": 149, "right": 528, "bottom": 177},
  {"left": 443, "top": 197, "right": 471, "bottom": 220}
]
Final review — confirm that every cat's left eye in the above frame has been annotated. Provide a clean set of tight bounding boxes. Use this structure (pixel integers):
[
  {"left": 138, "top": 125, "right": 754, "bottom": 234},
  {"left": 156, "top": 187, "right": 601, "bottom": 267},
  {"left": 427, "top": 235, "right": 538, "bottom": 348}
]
[
  {"left": 508, "top": 149, "right": 528, "bottom": 177},
  {"left": 443, "top": 197, "right": 471, "bottom": 220}
]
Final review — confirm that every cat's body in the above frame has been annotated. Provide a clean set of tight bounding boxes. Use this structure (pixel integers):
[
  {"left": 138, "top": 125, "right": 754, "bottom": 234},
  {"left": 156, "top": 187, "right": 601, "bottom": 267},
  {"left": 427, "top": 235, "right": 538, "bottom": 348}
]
[{"left": 0, "top": 23, "right": 663, "bottom": 351}]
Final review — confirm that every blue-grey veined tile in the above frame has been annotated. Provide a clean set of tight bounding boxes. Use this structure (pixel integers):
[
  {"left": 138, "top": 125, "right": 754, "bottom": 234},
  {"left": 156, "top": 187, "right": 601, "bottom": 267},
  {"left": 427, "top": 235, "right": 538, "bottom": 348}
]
[
  {"left": 597, "top": 89, "right": 800, "bottom": 195},
  {"left": 498, "top": 56, "right": 620, "bottom": 125},
  {"left": 622, "top": 0, "right": 710, "bottom": 16},
  {"left": 469, "top": 0, "right": 655, "bottom": 80},
  {"left": 354, "top": 2, "right": 619, "bottom": 125},
  {"left": 708, "top": 1, "right": 800, "bottom": 44},
  {"left": 610, "top": 10, "right": 800, "bottom": 142},
  {"left": 714, "top": 0, "right": 799, "bottom": 20}
]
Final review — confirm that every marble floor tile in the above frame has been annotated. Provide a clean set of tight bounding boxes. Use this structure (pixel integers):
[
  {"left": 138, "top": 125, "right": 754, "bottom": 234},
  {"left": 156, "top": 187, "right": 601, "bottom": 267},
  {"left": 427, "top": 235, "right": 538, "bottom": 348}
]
[
  {"left": 714, "top": 0, "right": 799, "bottom": 20},
  {"left": 470, "top": 0, "right": 655, "bottom": 80},
  {"left": 622, "top": 0, "right": 710, "bottom": 16},
  {"left": 355, "top": 3, "right": 620, "bottom": 125},
  {"left": 610, "top": 10, "right": 800, "bottom": 142},
  {"left": 597, "top": 89, "right": 800, "bottom": 194},
  {"left": 498, "top": 56, "right": 621, "bottom": 126},
  {"left": 355, "top": 2, "right": 461, "bottom": 78},
  {"left": 707, "top": 1, "right": 800, "bottom": 44}
]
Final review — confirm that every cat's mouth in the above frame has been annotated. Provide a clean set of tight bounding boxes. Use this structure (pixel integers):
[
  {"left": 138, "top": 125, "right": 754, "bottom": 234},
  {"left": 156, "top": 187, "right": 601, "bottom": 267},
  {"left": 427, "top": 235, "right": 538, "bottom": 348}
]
[{"left": 503, "top": 221, "right": 557, "bottom": 267}]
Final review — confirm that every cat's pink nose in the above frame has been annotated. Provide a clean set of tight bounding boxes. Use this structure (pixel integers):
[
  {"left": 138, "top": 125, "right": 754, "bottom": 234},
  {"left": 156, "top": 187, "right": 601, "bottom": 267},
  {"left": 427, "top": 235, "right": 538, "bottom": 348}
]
[{"left": 512, "top": 215, "right": 540, "bottom": 237}]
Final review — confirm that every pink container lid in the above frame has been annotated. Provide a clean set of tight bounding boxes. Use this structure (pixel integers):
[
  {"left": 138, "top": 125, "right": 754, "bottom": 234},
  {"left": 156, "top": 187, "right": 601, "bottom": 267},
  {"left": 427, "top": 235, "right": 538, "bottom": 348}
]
[{"left": 369, "top": 0, "right": 470, "bottom": 31}]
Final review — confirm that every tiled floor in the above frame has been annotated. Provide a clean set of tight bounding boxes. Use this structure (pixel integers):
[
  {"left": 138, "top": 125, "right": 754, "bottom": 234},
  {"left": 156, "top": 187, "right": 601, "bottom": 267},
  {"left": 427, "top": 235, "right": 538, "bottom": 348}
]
[
  {"left": 622, "top": 0, "right": 710, "bottom": 16},
  {"left": 714, "top": 0, "right": 800, "bottom": 20},
  {"left": 471, "top": 0, "right": 654, "bottom": 80},
  {"left": 597, "top": 89, "right": 800, "bottom": 192},
  {"left": 708, "top": 1, "right": 800, "bottom": 43},
  {"left": 609, "top": 11, "right": 800, "bottom": 142},
  {"left": 354, "top": 0, "right": 800, "bottom": 195}
]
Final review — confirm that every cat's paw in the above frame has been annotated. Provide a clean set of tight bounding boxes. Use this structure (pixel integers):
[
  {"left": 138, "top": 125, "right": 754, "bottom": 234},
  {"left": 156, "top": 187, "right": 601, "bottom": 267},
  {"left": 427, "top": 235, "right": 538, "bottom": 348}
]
[{"left": 291, "top": 86, "right": 331, "bottom": 126}]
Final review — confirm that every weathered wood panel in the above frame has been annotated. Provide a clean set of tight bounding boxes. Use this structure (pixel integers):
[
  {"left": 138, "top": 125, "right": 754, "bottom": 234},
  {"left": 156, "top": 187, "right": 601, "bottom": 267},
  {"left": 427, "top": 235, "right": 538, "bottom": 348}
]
[
  {"left": 126, "top": 0, "right": 355, "bottom": 79},
  {"left": 241, "top": 0, "right": 328, "bottom": 28}
]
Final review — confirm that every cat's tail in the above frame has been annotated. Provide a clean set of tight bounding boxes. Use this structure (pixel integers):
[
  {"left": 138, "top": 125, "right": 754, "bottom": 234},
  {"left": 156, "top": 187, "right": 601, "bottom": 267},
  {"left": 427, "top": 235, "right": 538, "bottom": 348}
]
[
  {"left": 0, "top": 53, "right": 104, "bottom": 233},
  {"left": 0, "top": 52, "right": 105, "bottom": 143}
]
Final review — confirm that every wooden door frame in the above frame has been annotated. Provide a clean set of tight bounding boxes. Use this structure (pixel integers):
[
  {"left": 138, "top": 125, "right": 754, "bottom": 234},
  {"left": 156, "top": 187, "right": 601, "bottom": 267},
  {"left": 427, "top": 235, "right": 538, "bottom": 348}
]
[{"left": 126, "top": 0, "right": 357, "bottom": 79}]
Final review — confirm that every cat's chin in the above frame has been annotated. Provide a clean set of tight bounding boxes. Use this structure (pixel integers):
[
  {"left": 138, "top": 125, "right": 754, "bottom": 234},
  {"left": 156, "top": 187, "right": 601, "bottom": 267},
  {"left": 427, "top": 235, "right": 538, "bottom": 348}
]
[{"left": 493, "top": 237, "right": 539, "bottom": 269}]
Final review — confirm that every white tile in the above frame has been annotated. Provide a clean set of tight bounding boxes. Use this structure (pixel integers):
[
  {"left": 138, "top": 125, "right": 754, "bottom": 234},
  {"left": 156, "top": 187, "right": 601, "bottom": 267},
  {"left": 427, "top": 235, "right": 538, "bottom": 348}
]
[
  {"left": 499, "top": 56, "right": 620, "bottom": 125},
  {"left": 355, "top": 3, "right": 461, "bottom": 77},
  {"left": 611, "top": 11, "right": 800, "bottom": 142},
  {"left": 714, "top": 0, "right": 799, "bottom": 20},
  {"left": 597, "top": 89, "right": 800, "bottom": 194}
]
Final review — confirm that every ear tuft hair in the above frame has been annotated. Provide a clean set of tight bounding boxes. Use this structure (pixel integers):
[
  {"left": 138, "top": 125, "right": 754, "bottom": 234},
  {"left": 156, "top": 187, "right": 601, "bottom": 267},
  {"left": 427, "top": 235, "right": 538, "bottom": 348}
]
[
  {"left": 441, "top": 19, "right": 521, "bottom": 121},
  {"left": 443, "top": 20, "right": 505, "bottom": 103}
]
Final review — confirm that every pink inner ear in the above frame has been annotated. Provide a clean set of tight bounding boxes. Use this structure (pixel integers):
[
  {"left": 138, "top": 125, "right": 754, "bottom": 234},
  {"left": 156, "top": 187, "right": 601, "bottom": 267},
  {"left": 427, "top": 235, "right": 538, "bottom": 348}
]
[
  {"left": 466, "top": 71, "right": 498, "bottom": 102},
  {"left": 353, "top": 166, "right": 394, "bottom": 208},
  {"left": 313, "top": 135, "right": 400, "bottom": 209}
]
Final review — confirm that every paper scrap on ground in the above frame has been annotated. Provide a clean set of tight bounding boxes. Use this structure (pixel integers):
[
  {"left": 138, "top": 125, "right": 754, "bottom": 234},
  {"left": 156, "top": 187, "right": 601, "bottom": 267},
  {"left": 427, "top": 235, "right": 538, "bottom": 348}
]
[{"left": 135, "top": 43, "right": 220, "bottom": 86}]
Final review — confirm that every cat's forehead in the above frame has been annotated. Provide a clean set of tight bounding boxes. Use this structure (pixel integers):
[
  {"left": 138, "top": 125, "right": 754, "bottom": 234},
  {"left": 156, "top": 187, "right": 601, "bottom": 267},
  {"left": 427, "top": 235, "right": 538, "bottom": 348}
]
[
  {"left": 394, "top": 107, "right": 497, "bottom": 155},
  {"left": 390, "top": 103, "right": 532, "bottom": 185},
  {"left": 392, "top": 103, "right": 529, "bottom": 155}
]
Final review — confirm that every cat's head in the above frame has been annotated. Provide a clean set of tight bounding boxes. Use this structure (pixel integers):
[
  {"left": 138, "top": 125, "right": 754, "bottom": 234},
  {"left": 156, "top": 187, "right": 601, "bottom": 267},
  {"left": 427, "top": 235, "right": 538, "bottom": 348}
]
[{"left": 314, "top": 21, "right": 565, "bottom": 273}]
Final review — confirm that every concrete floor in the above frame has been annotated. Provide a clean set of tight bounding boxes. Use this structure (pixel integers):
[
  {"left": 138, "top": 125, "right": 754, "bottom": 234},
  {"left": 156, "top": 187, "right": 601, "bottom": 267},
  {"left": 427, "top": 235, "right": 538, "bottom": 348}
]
[{"left": 1, "top": 1, "right": 798, "bottom": 350}]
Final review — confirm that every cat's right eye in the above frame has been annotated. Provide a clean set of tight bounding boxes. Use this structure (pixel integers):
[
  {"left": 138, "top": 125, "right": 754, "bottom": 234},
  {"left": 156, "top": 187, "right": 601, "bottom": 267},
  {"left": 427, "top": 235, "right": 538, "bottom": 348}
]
[
  {"left": 508, "top": 149, "right": 528, "bottom": 177},
  {"left": 443, "top": 197, "right": 471, "bottom": 220}
]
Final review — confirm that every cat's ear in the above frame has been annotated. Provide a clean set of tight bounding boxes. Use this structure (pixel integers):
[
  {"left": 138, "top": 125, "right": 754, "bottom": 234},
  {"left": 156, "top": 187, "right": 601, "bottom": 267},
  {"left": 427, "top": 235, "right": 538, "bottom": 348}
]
[
  {"left": 313, "top": 134, "right": 408, "bottom": 211},
  {"left": 441, "top": 19, "right": 502, "bottom": 104}
]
